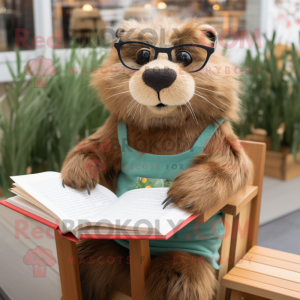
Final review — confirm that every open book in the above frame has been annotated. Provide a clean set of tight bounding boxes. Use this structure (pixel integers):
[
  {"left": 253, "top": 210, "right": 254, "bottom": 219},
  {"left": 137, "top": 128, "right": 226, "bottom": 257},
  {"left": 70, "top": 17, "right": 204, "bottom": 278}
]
[{"left": 1, "top": 172, "right": 198, "bottom": 240}]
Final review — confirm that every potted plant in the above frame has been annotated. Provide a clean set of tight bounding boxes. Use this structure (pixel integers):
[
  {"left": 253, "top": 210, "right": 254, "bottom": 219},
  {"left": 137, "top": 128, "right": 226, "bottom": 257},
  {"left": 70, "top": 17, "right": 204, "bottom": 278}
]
[
  {"left": 0, "top": 48, "right": 109, "bottom": 198},
  {"left": 235, "top": 33, "right": 300, "bottom": 180}
]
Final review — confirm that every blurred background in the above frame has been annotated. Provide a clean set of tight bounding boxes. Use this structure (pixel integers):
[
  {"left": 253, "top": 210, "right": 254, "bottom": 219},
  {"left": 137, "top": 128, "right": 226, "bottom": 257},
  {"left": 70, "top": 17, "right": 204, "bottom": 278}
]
[{"left": 0, "top": 0, "right": 300, "bottom": 299}]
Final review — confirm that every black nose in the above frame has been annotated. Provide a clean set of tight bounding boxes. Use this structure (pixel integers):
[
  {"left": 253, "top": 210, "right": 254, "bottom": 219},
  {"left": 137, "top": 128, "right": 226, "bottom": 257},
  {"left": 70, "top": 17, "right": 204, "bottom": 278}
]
[{"left": 142, "top": 68, "right": 177, "bottom": 93}]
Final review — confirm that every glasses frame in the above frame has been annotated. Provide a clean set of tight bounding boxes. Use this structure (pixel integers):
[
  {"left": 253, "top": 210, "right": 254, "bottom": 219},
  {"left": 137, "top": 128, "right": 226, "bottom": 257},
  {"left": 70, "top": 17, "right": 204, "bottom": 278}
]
[{"left": 114, "top": 38, "right": 218, "bottom": 73}]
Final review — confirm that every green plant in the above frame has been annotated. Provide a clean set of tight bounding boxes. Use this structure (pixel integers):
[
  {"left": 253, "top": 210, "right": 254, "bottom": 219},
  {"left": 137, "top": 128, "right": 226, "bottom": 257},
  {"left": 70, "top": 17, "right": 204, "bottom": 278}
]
[
  {"left": 284, "top": 43, "right": 300, "bottom": 157},
  {"left": 235, "top": 33, "right": 300, "bottom": 159},
  {"left": 0, "top": 48, "right": 109, "bottom": 197},
  {"left": 0, "top": 51, "right": 48, "bottom": 196}
]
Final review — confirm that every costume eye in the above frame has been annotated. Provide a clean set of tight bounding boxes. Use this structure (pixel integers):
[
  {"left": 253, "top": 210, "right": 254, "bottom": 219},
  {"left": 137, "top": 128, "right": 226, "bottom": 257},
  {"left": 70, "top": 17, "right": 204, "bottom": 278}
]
[
  {"left": 135, "top": 48, "right": 150, "bottom": 65},
  {"left": 176, "top": 51, "right": 192, "bottom": 67}
]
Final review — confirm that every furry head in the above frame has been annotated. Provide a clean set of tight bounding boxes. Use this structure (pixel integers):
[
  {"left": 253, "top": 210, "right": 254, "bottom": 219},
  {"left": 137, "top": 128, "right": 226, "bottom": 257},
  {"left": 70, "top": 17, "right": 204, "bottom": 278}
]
[{"left": 91, "top": 17, "right": 241, "bottom": 129}]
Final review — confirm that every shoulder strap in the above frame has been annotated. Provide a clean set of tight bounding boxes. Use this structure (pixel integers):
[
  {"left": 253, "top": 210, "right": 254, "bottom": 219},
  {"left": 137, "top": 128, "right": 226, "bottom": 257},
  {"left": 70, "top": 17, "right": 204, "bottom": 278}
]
[
  {"left": 117, "top": 123, "right": 128, "bottom": 150},
  {"left": 193, "top": 119, "right": 226, "bottom": 153}
]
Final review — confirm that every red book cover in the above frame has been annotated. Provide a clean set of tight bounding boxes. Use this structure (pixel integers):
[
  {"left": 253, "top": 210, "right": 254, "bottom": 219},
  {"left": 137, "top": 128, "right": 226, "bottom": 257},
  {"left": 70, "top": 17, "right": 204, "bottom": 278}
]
[{"left": 0, "top": 199, "right": 199, "bottom": 242}]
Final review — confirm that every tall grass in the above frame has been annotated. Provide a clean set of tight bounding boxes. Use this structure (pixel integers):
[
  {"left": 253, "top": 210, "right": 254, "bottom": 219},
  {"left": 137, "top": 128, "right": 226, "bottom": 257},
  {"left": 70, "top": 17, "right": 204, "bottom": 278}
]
[
  {"left": 235, "top": 33, "right": 300, "bottom": 159},
  {"left": 0, "top": 48, "right": 109, "bottom": 197}
]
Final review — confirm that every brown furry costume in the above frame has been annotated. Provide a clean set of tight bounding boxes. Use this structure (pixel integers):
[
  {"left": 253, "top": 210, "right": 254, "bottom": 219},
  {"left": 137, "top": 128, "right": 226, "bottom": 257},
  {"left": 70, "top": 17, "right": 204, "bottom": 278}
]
[{"left": 61, "top": 17, "right": 253, "bottom": 300}]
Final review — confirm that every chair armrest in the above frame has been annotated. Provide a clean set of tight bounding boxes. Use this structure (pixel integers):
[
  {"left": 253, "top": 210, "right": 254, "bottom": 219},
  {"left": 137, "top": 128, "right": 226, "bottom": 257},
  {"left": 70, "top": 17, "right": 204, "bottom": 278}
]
[
  {"left": 222, "top": 186, "right": 258, "bottom": 216},
  {"left": 196, "top": 186, "right": 258, "bottom": 222}
]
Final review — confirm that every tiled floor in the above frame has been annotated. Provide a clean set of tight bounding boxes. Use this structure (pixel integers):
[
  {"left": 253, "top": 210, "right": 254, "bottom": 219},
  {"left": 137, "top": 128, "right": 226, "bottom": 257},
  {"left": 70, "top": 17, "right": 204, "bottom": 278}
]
[
  {"left": 0, "top": 205, "right": 61, "bottom": 300},
  {"left": 260, "top": 176, "right": 300, "bottom": 225},
  {"left": 258, "top": 208, "right": 300, "bottom": 255}
]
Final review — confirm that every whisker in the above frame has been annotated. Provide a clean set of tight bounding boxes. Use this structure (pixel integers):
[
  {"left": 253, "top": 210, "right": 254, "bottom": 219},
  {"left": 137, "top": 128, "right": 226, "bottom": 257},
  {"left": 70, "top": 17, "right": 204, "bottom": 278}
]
[
  {"left": 127, "top": 107, "right": 136, "bottom": 119},
  {"left": 127, "top": 102, "right": 138, "bottom": 118},
  {"left": 194, "top": 92, "right": 222, "bottom": 110},
  {"left": 140, "top": 103, "right": 142, "bottom": 116},
  {"left": 185, "top": 103, "right": 196, "bottom": 121},
  {"left": 105, "top": 80, "right": 130, "bottom": 89},
  {"left": 187, "top": 102, "right": 197, "bottom": 122},
  {"left": 195, "top": 86, "right": 218, "bottom": 93},
  {"left": 180, "top": 95, "right": 196, "bottom": 122},
  {"left": 106, "top": 83, "right": 128, "bottom": 89},
  {"left": 180, "top": 92, "right": 198, "bottom": 124},
  {"left": 127, "top": 100, "right": 137, "bottom": 112},
  {"left": 187, "top": 102, "right": 198, "bottom": 124},
  {"left": 106, "top": 91, "right": 131, "bottom": 100},
  {"left": 180, "top": 105, "right": 183, "bottom": 116},
  {"left": 127, "top": 101, "right": 137, "bottom": 113},
  {"left": 118, "top": 80, "right": 131, "bottom": 85},
  {"left": 127, "top": 99, "right": 135, "bottom": 108},
  {"left": 106, "top": 89, "right": 138, "bottom": 100},
  {"left": 132, "top": 103, "right": 140, "bottom": 120}
]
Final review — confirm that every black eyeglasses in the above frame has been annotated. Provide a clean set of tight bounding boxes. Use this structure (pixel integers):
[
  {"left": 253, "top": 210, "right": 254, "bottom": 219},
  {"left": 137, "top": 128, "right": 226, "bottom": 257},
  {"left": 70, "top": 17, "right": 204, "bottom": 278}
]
[{"left": 114, "top": 38, "right": 217, "bottom": 73}]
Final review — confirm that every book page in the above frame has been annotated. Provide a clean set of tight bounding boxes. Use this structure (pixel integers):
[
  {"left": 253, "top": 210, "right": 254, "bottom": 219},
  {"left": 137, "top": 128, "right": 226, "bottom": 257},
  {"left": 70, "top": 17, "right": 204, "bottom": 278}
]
[
  {"left": 11, "top": 172, "right": 118, "bottom": 223},
  {"left": 6, "top": 196, "right": 58, "bottom": 225},
  {"left": 10, "top": 185, "right": 59, "bottom": 219},
  {"left": 88, "top": 188, "right": 192, "bottom": 236}
]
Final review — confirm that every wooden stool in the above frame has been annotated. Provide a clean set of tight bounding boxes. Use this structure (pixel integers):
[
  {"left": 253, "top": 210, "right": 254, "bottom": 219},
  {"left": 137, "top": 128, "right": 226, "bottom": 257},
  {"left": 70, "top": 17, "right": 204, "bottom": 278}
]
[{"left": 222, "top": 246, "right": 300, "bottom": 300}]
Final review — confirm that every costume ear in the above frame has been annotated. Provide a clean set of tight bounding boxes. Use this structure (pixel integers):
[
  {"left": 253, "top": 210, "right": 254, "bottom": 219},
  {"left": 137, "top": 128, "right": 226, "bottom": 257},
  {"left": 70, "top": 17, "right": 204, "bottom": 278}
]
[
  {"left": 115, "top": 28, "right": 125, "bottom": 39},
  {"left": 199, "top": 24, "right": 217, "bottom": 46}
]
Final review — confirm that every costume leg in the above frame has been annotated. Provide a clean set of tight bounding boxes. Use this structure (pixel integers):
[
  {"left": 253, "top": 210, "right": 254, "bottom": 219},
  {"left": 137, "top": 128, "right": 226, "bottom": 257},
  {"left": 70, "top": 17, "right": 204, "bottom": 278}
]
[
  {"left": 140, "top": 250, "right": 218, "bottom": 300},
  {"left": 77, "top": 240, "right": 131, "bottom": 300}
]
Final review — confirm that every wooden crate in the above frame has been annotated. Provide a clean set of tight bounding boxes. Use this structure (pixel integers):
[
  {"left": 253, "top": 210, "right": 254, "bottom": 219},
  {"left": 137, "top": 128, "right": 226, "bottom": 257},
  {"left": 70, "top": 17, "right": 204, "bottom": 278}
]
[
  {"left": 245, "top": 134, "right": 300, "bottom": 180},
  {"left": 245, "top": 134, "right": 272, "bottom": 151},
  {"left": 265, "top": 150, "right": 300, "bottom": 180}
]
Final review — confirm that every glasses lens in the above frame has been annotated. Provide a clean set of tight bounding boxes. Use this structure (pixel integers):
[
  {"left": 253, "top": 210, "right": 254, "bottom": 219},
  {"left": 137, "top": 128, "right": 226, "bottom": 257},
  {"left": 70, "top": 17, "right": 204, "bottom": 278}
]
[
  {"left": 171, "top": 46, "right": 208, "bottom": 72},
  {"left": 120, "top": 43, "right": 155, "bottom": 70}
]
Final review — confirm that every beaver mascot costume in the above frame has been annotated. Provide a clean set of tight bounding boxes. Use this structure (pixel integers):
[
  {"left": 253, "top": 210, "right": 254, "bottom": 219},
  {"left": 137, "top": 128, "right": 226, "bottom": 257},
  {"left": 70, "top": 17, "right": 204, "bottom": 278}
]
[{"left": 61, "top": 17, "right": 253, "bottom": 300}]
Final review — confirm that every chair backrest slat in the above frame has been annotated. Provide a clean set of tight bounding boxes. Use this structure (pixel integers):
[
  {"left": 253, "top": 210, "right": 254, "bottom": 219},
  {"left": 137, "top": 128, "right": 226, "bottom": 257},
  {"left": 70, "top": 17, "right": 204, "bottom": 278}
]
[{"left": 240, "top": 141, "right": 266, "bottom": 251}]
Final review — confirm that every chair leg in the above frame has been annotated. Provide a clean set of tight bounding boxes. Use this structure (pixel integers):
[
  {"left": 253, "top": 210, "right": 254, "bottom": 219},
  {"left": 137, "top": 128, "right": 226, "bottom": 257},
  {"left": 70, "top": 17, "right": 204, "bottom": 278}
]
[
  {"left": 229, "top": 201, "right": 252, "bottom": 270},
  {"left": 217, "top": 213, "right": 234, "bottom": 300},
  {"left": 129, "top": 240, "right": 151, "bottom": 300},
  {"left": 55, "top": 232, "right": 83, "bottom": 300}
]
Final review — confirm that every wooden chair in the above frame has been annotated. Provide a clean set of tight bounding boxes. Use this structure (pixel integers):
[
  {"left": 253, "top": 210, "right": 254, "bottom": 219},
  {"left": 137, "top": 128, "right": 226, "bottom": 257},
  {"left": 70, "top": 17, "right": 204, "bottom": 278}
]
[
  {"left": 222, "top": 246, "right": 300, "bottom": 300},
  {"left": 219, "top": 154, "right": 300, "bottom": 298},
  {"left": 56, "top": 141, "right": 266, "bottom": 300}
]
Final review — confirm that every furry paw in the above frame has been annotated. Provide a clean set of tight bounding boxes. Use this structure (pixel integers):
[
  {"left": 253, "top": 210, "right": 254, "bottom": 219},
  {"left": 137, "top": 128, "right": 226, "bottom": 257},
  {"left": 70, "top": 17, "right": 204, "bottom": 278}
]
[
  {"left": 140, "top": 251, "right": 218, "bottom": 300},
  {"left": 162, "top": 168, "right": 220, "bottom": 214},
  {"left": 61, "top": 155, "right": 103, "bottom": 194}
]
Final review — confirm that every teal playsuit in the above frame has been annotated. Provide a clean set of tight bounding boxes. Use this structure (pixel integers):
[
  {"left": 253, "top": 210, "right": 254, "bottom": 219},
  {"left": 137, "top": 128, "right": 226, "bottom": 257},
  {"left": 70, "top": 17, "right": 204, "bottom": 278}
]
[{"left": 115, "top": 121, "right": 225, "bottom": 270}]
